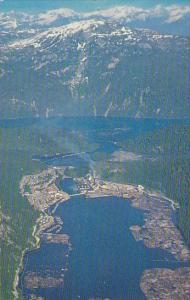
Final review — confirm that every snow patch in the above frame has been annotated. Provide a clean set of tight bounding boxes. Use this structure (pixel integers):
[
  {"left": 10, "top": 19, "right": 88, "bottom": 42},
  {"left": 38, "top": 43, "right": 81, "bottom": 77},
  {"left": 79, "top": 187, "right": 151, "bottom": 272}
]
[
  {"left": 104, "top": 102, "right": 113, "bottom": 117},
  {"left": 108, "top": 57, "right": 120, "bottom": 70}
]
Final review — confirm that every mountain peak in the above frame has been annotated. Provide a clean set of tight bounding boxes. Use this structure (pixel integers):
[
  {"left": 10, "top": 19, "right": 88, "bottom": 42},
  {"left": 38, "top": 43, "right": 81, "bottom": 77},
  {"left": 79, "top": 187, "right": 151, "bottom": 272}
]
[{"left": 35, "top": 8, "right": 79, "bottom": 26}]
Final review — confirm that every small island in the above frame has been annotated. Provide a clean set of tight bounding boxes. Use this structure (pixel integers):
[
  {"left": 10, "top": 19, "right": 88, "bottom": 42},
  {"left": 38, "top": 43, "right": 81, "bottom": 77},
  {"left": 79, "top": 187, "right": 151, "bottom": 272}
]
[{"left": 24, "top": 271, "right": 64, "bottom": 289}]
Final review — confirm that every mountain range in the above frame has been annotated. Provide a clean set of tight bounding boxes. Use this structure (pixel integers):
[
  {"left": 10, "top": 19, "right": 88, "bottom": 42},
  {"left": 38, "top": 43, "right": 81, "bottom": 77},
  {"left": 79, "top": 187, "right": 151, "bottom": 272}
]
[{"left": 0, "top": 5, "right": 189, "bottom": 118}]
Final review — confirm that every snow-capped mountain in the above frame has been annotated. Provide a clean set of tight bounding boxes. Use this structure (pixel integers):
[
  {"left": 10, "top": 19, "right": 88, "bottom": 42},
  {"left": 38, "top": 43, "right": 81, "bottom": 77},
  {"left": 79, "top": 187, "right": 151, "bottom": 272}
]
[
  {"left": 0, "top": 4, "right": 190, "bottom": 35},
  {"left": 0, "top": 5, "right": 189, "bottom": 119},
  {"left": 0, "top": 18, "right": 189, "bottom": 119}
]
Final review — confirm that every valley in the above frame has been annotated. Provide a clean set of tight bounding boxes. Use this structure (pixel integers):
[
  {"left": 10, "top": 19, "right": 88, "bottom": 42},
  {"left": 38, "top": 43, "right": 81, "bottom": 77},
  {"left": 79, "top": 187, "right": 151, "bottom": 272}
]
[
  {"left": 0, "top": 2, "right": 190, "bottom": 299},
  {"left": 0, "top": 117, "right": 189, "bottom": 300}
]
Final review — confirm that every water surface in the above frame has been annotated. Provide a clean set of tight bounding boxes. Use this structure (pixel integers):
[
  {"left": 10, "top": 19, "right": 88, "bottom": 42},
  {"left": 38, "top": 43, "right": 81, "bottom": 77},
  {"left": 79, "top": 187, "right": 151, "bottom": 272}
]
[{"left": 21, "top": 196, "right": 188, "bottom": 300}]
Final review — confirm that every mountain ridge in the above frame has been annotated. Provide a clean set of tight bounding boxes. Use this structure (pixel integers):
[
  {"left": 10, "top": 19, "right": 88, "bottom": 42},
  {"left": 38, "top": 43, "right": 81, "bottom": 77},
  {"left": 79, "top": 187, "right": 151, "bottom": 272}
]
[
  {"left": 0, "top": 14, "right": 189, "bottom": 119},
  {"left": 0, "top": 4, "right": 190, "bottom": 36}
]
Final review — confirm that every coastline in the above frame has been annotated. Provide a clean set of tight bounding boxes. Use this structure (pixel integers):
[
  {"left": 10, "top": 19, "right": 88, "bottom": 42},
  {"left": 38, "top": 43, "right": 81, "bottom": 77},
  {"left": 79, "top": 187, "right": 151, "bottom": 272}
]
[
  {"left": 14, "top": 167, "right": 71, "bottom": 298},
  {"left": 12, "top": 213, "right": 41, "bottom": 300},
  {"left": 15, "top": 166, "right": 190, "bottom": 299}
]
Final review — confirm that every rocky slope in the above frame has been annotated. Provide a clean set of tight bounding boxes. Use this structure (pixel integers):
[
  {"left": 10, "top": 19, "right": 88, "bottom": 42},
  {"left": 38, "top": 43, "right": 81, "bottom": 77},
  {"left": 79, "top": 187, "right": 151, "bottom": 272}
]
[{"left": 0, "top": 14, "right": 189, "bottom": 118}]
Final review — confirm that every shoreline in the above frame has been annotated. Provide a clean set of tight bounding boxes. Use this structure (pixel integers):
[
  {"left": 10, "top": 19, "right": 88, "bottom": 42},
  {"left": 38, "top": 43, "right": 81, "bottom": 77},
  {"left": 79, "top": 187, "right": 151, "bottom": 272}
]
[
  {"left": 14, "top": 167, "right": 71, "bottom": 298},
  {"left": 15, "top": 167, "right": 190, "bottom": 299},
  {"left": 12, "top": 213, "right": 42, "bottom": 300}
]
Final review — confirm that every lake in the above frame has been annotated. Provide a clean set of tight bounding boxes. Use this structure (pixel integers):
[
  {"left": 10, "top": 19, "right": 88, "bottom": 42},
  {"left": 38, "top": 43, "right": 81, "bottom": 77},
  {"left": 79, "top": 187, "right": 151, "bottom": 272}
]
[
  {"left": 9, "top": 117, "right": 189, "bottom": 299},
  {"left": 20, "top": 195, "right": 189, "bottom": 300}
]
